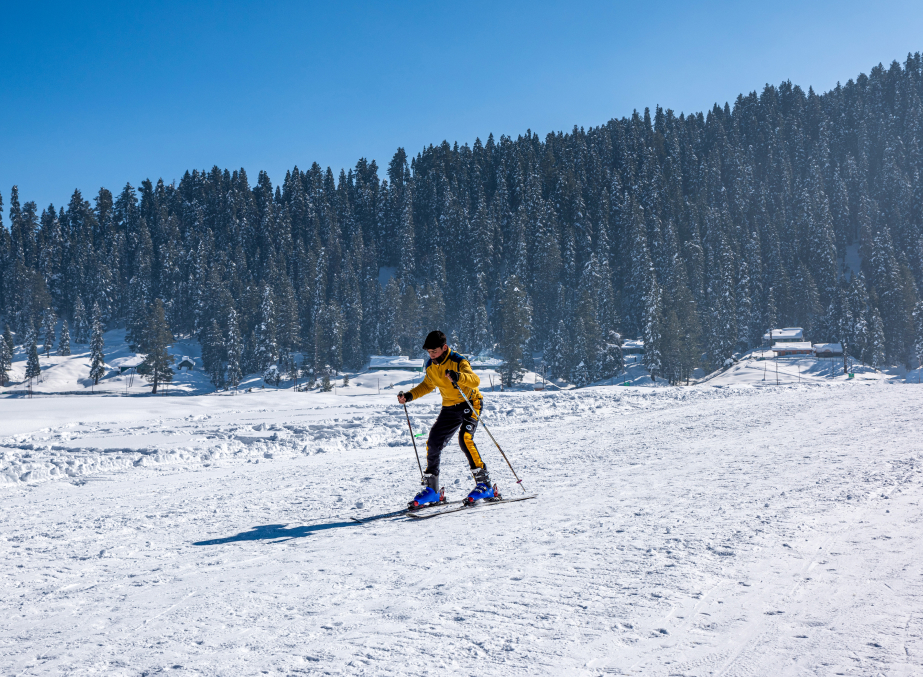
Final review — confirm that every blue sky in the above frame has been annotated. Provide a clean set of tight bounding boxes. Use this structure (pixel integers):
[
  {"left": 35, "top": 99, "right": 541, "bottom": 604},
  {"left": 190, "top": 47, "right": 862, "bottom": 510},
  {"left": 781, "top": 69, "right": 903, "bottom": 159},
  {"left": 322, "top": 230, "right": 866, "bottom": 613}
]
[{"left": 3, "top": 0, "right": 923, "bottom": 212}]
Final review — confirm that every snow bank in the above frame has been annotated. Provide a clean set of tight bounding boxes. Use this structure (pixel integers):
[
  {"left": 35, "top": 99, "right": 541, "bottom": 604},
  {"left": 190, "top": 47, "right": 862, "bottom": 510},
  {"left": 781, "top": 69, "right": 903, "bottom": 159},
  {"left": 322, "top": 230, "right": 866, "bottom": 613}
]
[{"left": 2, "top": 384, "right": 779, "bottom": 488}]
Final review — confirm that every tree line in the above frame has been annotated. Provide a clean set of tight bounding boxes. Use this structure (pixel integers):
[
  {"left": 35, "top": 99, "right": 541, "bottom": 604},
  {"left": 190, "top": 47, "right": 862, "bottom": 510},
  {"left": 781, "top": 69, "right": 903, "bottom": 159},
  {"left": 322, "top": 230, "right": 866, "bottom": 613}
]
[{"left": 3, "top": 54, "right": 923, "bottom": 389}]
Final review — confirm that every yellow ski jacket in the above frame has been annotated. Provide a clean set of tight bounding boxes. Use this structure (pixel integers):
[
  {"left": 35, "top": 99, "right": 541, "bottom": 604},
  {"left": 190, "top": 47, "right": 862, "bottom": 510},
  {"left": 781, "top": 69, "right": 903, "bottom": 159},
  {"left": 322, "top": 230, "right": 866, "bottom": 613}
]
[{"left": 406, "top": 348, "right": 481, "bottom": 407}]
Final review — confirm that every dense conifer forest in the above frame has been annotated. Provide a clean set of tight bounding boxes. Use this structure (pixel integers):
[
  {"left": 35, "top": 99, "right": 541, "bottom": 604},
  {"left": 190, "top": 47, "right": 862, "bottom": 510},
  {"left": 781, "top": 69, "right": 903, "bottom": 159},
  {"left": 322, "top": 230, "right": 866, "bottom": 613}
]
[{"left": 3, "top": 55, "right": 923, "bottom": 388}]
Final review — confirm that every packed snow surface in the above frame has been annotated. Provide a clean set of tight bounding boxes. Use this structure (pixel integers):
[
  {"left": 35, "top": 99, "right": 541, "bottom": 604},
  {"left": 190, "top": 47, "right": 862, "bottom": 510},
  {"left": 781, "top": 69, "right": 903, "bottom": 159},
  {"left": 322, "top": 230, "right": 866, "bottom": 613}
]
[{"left": 2, "top": 382, "right": 922, "bottom": 675}]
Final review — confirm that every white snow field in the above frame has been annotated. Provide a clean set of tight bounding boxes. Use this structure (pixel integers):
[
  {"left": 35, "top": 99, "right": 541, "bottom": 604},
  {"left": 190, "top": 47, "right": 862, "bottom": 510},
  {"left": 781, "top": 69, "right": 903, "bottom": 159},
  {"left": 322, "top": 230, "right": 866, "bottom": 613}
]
[{"left": 2, "top": 383, "right": 922, "bottom": 676}]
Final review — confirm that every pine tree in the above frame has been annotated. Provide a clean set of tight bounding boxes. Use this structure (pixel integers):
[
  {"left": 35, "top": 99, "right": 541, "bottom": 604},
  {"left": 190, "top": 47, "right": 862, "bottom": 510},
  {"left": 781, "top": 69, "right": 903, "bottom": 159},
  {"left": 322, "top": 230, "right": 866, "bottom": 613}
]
[
  {"left": 735, "top": 262, "right": 752, "bottom": 350},
  {"left": 26, "top": 341, "right": 41, "bottom": 384},
  {"left": 912, "top": 301, "right": 923, "bottom": 369},
  {"left": 203, "top": 319, "right": 226, "bottom": 389},
  {"left": 320, "top": 366, "right": 333, "bottom": 392},
  {"left": 498, "top": 276, "right": 531, "bottom": 387},
  {"left": 598, "top": 330, "right": 624, "bottom": 381},
  {"left": 139, "top": 299, "right": 174, "bottom": 394},
  {"left": 22, "top": 320, "right": 36, "bottom": 353},
  {"left": 4, "top": 325, "right": 15, "bottom": 360},
  {"left": 866, "top": 306, "right": 886, "bottom": 369},
  {"left": 42, "top": 308, "right": 57, "bottom": 357},
  {"left": 642, "top": 277, "right": 663, "bottom": 380},
  {"left": 89, "top": 302, "right": 106, "bottom": 385},
  {"left": 73, "top": 296, "right": 89, "bottom": 344},
  {"left": 255, "top": 284, "right": 277, "bottom": 372},
  {"left": 0, "top": 332, "right": 11, "bottom": 387},
  {"left": 226, "top": 308, "right": 243, "bottom": 390},
  {"left": 546, "top": 319, "right": 570, "bottom": 380},
  {"left": 302, "top": 357, "right": 317, "bottom": 389},
  {"left": 379, "top": 277, "right": 401, "bottom": 355},
  {"left": 314, "top": 303, "right": 344, "bottom": 374},
  {"left": 58, "top": 320, "right": 71, "bottom": 356},
  {"left": 567, "top": 314, "right": 591, "bottom": 387}
]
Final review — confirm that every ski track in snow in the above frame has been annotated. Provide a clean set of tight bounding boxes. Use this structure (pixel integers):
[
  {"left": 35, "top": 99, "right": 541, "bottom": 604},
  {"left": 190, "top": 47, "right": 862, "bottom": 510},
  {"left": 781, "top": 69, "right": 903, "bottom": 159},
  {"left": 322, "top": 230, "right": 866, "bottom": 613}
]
[{"left": 1, "top": 383, "right": 922, "bottom": 676}]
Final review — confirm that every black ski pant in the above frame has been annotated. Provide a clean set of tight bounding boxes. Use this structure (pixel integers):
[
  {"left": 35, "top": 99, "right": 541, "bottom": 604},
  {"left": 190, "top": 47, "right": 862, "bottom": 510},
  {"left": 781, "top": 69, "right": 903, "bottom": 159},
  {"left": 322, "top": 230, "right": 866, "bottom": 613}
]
[{"left": 424, "top": 399, "right": 484, "bottom": 477}]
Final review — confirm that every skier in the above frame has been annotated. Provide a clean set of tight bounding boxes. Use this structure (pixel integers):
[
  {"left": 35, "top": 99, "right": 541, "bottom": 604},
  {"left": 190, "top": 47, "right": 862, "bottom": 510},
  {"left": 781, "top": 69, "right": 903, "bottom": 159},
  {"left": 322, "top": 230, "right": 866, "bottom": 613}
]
[{"left": 398, "top": 330, "right": 495, "bottom": 508}]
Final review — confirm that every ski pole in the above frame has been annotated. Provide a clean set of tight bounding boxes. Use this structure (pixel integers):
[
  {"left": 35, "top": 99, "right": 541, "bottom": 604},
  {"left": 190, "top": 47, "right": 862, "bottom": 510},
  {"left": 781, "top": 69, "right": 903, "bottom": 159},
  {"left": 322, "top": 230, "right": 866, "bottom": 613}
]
[
  {"left": 399, "top": 392, "right": 424, "bottom": 480},
  {"left": 453, "top": 383, "right": 526, "bottom": 493}
]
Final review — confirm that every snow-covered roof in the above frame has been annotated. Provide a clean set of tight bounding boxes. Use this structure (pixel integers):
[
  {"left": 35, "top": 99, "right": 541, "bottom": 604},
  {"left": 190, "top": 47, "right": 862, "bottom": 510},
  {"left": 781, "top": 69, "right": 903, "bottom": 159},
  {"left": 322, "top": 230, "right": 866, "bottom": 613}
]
[
  {"left": 622, "top": 339, "right": 644, "bottom": 349},
  {"left": 763, "top": 327, "right": 804, "bottom": 341},
  {"left": 369, "top": 355, "right": 424, "bottom": 369},
  {"left": 468, "top": 356, "right": 504, "bottom": 367},
  {"left": 771, "top": 342, "right": 813, "bottom": 351},
  {"left": 813, "top": 343, "right": 843, "bottom": 353},
  {"left": 110, "top": 356, "right": 144, "bottom": 368}
]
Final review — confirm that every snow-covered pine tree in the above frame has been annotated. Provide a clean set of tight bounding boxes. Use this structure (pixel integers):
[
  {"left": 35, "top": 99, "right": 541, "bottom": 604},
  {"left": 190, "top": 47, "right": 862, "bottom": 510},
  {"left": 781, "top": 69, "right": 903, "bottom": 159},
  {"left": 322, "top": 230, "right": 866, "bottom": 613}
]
[
  {"left": 255, "top": 284, "right": 277, "bottom": 373},
  {"left": 599, "top": 330, "right": 624, "bottom": 380},
  {"left": 42, "top": 308, "right": 57, "bottom": 357},
  {"left": 420, "top": 283, "right": 446, "bottom": 340},
  {"left": 58, "top": 320, "right": 71, "bottom": 356},
  {"left": 642, "top": 277, "right": 663, "bottom": 380},
  {"left": 546, "top": 319, "right": 570, "bottom": 380},
  {"left": 302, "top": 357, "right": 317, "bottom": 389},
  {"left": 846, "top": 274, "right": 870, "bottom": 360},
  {"left": 498, "top": 276, "right": 531, "bottom": 387},
  {"left": 0, "top": 332, "right": 11, "bottom": 387},
  {"left": 22, "top": 320, "right": 36, "bottom": 354},
  {"left": 735, "top": 262, "right": 752, "bottom": 351},
  {"left": 866, "top": 306, "right": 886, "bottom": 369},
  {"left": 314, "top": 303, "right": 344, "bottom": 374},
  {"left": 2, "top": 326, "right": 14, "bottom": 370},
  {"left": 912, "top": 301, "right": 923, "bottom": 369},
  {"left": 569, "top": 317, "right": 591, "bottom": 387},
  {"left": 226, "top": 308, "right": 242, "bottom": 390},
  {"left": 89, "top": 302, "right": 106, "bottom": 385},
  {"left": 339, "top": 250, "right": 364, "bottom": 370},
  {"left": 379, "top": 278, "right": 401, "bottom": 355},
  {"left": 465, "top": 297, "right": 491, "bottom": 357},
  {"left": 659, "top": 306, "right": 684, "bottom": 384},
  {"left": 26, "top": 341, "right": 41, "bottom": 384},
  {"left": 275, "top": 274, "right": 301, "bottom": 361},
  {"left": 396, "top": 284, "right": 421, "bottom": 355},
  {"left": 139, "top": 299, "right": 174, "bottom": 394},
  {"left": 625, "top": 199, "right": 653, "bottom": 336},
  {"left": 203, "top": 319, "right": 226, "bottom": 389},
  {"left": 792, "top": 262, "right": 822, "bottom": 337},
  {"left": 320, "top": 366, "right": 333, "bottom": 392},
  {"left": 73, "top": 296, "right": 89, "bottom": 344},
  {"left": 706, "top": 237, "right": 737, "bottom": 369}
]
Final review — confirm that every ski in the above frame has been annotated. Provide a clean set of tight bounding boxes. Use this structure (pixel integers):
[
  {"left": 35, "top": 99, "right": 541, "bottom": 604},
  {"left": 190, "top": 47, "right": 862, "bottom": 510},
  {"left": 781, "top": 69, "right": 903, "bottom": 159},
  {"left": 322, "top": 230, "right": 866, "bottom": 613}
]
[
  {"left": 408, "top": 494, "right": 537, "bottom": 520},
  {"left": 351, "top": 499, "right": 463, "bottom": 524}
]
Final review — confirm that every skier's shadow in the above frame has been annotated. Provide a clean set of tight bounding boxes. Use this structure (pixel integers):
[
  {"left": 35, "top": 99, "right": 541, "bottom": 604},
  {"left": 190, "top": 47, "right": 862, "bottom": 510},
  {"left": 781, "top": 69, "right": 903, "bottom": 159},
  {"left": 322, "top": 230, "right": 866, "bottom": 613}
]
[{"left": 193, "top": 521, "right": 356, "bottom": 546}]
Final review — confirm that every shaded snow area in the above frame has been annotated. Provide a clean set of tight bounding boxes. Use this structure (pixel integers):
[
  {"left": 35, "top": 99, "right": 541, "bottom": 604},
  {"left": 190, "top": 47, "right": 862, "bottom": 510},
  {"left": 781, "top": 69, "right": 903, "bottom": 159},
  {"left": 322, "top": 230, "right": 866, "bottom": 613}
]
[{"left": 2, "top": 384, "right": 923, "bottom": 676}]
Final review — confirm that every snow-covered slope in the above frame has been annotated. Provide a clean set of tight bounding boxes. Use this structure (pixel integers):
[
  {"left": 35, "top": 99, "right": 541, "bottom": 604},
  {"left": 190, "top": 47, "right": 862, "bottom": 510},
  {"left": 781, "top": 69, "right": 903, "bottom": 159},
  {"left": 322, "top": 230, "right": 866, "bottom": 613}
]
[
  {"left": 701, "top": 349, "right": 894, "bottom": 387},
  {"left": 2, "top": 382, "right": 922, "bottom": 675},
  {"left": 2, "top": 328, "right": 213, "bottom": 395}
]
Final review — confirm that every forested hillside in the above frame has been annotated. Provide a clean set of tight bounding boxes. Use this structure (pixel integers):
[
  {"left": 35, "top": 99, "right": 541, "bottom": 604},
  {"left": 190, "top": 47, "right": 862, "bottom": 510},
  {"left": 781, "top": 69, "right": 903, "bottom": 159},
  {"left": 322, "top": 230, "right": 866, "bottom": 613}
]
[{"left": 3, "top": 55, "right": 923, "bottom": 388}]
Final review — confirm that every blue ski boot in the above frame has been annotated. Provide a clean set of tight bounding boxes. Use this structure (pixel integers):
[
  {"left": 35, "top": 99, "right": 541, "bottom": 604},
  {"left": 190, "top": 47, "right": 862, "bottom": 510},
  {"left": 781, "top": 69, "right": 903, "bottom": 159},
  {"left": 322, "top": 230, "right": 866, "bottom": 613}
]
[
  {"left": 465, "top": 468, "right": 498, "bottom": 504},
  {"left": 409, "top": 474, "right": 444, "bottom": 510}
]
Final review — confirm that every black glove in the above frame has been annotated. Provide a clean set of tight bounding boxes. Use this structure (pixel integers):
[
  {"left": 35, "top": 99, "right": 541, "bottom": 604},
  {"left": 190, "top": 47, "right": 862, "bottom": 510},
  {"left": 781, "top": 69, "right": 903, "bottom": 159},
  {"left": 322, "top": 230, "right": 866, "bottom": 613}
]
[
  {"left": 445, "top": 369, "right": 459, "bottom": 384},
  {"left": 398, "top": 390, "right": 413, "bottom": 403}
]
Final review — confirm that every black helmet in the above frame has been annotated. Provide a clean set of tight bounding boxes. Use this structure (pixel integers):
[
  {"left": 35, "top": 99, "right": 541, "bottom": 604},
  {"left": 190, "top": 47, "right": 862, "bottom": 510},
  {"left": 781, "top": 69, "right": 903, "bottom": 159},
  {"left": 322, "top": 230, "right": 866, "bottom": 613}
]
[{"left": 422, "top": 330, "right": 447, "bottom": 350}]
